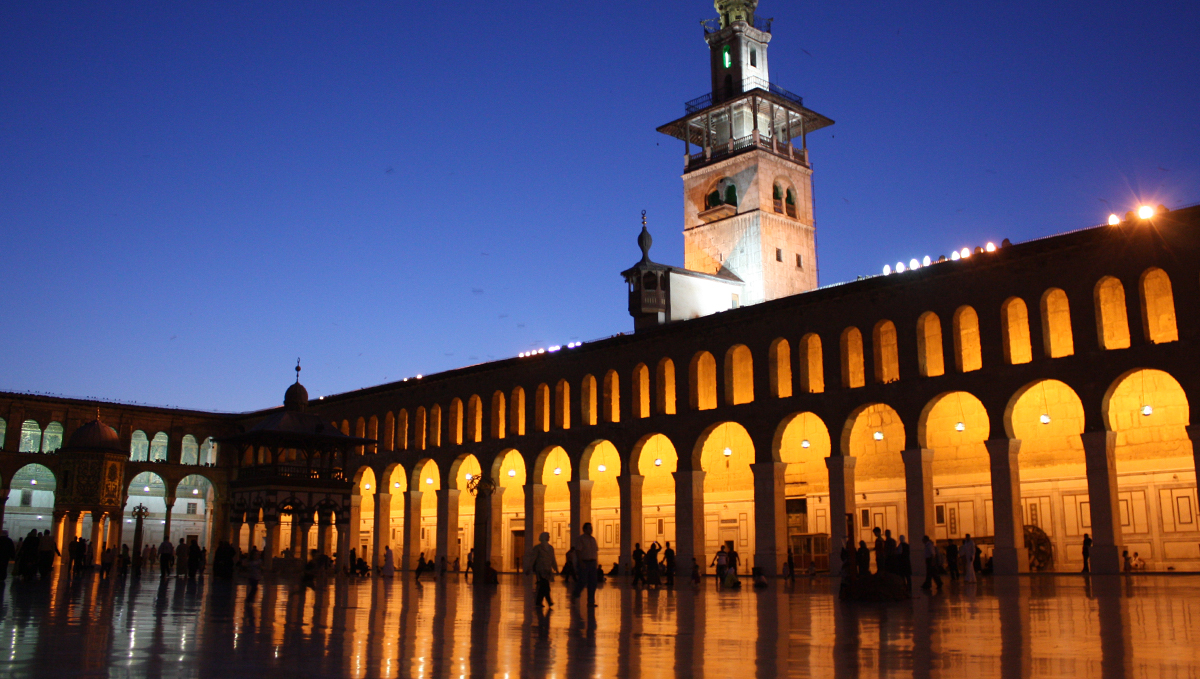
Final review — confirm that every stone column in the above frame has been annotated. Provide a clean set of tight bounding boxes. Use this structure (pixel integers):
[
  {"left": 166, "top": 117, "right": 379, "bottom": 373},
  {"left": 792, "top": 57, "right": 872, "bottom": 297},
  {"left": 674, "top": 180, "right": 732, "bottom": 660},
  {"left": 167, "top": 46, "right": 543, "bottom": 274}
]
[
  {"left": 618, "top": 474, "right": 644, "bottom": 574},
  {"left": 1081, "top": 431, "right": 1122, "bottom": 574},
  {"left": 487, "top": 488, "right": 505, "bottom": 571},
  {"left": 163, "top": 496, "right": 176, "bottom": 543},
  {"left": 296, "top": 517, "right": 313, "bottom": 561},
  {"left": 524, "top": 483, "right": 546, "bottom": 570},
  {"left": 986, "top": 438, "right": 1028, "bottom": 574},
  {"left": 436, "top": 488, "right": 461, "bottom": 569},
  {"left": 402, "top": 491, "right": 423, "bottom": 572},
  {"left": 372, "top": 492, "right": 392, "bottom": 572},
  {"left": 51, "top": 509, "right": 68, "bottom": 553},
  {"left": 263, "top": 519, "right": 279, "bottom": 570},
  {"left": 0, "top": 488, "right": 9, "bottom": 529},
  {"left": 90, "top": 510, "right": 105, "bottom": 565},
  {"left": 107, "top": 512, "right": 123, "bottom": 574},
  {"left": 336, "top": 514, "right": 352, "bottom": 572},
  {"left": 316, "top": 512, "right": 331, "bottom": 557},
  {"left": 751, "top": 462, "right": 787, "bottom": 576},
  {"left": 230, "top": 516, "right": 244, "bottom": 553},
  {"left": 673, "top": 471, "right": 705, "bottom": 577},
  {"left": 901, "top": 449, "right": 935, "bottom": 580},
  {"left": 825, "top": 456, "right": 857, "bottom": 576},
  {"left": 568, "top": 479, "right": 594, "bottom": 549},
  {"left": 246, "top": 516, "right": 259, "bottom": 553},
  {"left": 1186, "top": 427, "right": 1200, "bottom": 496},
  {"left": 348, "top": 495, "right": 363, "bottom": 559}
]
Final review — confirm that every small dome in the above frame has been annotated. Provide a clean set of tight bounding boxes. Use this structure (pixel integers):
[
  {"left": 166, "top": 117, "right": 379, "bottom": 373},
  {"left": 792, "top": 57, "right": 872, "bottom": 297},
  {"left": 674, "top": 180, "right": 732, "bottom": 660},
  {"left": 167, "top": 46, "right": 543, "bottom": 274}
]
[
  {"left": 67, "top": 419, "right": 122, "bottom": 451},
  {"left": 284, "top": 381, "right": 309, "bottom": 411}
]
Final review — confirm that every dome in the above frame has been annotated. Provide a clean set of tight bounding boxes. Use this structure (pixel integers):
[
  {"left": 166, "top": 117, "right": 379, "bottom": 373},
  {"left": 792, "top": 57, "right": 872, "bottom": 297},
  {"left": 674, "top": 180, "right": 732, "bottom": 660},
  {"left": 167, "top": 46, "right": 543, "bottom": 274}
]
[
  {"left": 67, "top": 418, "right": 122, "bottom": 451},
  {"left": 284, "top": 381, "right": 309, "bottom": 412}
]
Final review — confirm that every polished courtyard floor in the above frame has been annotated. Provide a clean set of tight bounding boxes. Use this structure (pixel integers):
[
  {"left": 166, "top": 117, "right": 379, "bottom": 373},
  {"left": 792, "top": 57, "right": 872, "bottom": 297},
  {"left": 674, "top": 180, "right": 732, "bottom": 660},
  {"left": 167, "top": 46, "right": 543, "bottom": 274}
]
[{"left": 1, "top": 569, "right": 1198, "bottom": 678}]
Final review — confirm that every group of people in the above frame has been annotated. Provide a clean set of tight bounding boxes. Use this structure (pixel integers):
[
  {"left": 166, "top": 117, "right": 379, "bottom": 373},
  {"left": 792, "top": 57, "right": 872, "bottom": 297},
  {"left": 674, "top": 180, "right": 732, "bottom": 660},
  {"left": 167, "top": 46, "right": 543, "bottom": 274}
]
[
  {"left": 709, "top": 544, "right": 741, "bottom": 589},
  {"left": 631, "top": 540, "right": 674, "bottom": 588}
]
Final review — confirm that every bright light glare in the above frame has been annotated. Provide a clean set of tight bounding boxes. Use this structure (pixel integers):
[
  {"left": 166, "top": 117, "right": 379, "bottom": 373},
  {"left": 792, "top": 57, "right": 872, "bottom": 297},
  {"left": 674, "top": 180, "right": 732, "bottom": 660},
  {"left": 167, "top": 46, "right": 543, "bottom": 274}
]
[
  {"left": 508, "top": 469, "right": 516, "bottom": 477},
  {"left": 955, "top": 422, "right": 965, "bottom": 432},
  {"left": 922, "top": 256, "right": 931, "bottom": 266},
  {"left": 553, "top": 467, "right": 562, "bottom": 475},
  {"left": 873, "top": 431, "right": 884, "bottom": 441},
  {"left": 909, "top": 258, "right": 920, "bottom": 270},
  {"left": 654, "top": 458, "right": 663, "bottom": 466},
  {"left": 1108, "top": 213, "right": 1120, "bottom": 226},
  {"left": 425, "top": 477, "right": 432, "bottom": 485},
  {"left": 801, "top": 439, "right": 810, "bottom": 448},
  {"left": 364, "top": 483, "right": 370, "bottom": 490},
  {"left": 1138, "top": 205, "right": 1155, "bottom": 219},
  {"left": 1040, "top": 414, "right": 1051, "bottom": 424},
  {"left": 465, "top": 473, "right": 473, "bottom": 480},
  {"left": 985, "top": 242, "right": 996, "bottom": 252},
  {"left": 883, "top": 264, "right": 892, "bottom": 275},
  {"left": 192, "top": 489, "right": 199, "bottom": 495},
  {"left": 143, "top": 486, "right": 150, "bottom": 492},
  {"left": 961, "top": 248, "right": 970, "bottom": 258},
  {"left": 1142, "top": 405, "right": 1153, "bottom": 416},
  {"left": 597, "top": 464, "right": 607, "bottom": 472},
  {"left": 951, "top": 251, "right": 960, "bottom": 261},
  {"left": 896, "top": 262, "right": 906, "bottom": 273},
  {"left": 723, "top": 447, "right": 733, "bottom": 457}
]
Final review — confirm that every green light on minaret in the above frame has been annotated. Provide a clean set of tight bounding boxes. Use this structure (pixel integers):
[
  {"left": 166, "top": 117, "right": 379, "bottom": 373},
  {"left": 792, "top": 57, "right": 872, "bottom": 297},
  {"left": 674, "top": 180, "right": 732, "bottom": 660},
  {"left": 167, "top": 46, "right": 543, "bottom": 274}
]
[{"left": 722, "top": 46, "right": 731, "bottom": 68}]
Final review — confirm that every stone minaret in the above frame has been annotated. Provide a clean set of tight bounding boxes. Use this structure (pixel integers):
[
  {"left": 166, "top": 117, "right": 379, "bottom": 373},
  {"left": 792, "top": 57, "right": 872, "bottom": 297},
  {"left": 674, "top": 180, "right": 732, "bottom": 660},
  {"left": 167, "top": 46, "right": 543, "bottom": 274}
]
[{"left": 656, "top": 0, "right": 834, "bottom": 304}]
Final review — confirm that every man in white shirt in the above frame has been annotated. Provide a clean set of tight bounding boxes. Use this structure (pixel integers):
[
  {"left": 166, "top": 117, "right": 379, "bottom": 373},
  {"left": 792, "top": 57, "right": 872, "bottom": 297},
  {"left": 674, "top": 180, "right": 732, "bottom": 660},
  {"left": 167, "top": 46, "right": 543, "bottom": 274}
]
[{"left": 572, "top": 523, "right": 599, "bottom": 607}]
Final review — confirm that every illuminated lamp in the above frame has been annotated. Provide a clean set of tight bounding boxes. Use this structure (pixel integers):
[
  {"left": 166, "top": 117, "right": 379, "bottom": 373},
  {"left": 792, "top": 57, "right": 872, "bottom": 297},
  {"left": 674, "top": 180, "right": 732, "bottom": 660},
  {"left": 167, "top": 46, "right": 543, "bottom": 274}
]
[
  {"left": 508, "top": 469, "right": 516, "bottom": 477},
  {"left": 896, "top": 262, "right": 906, "bottom": 273},
  {"left": 654, "top": 458, "right": 663, "bottom": 467},
  {"left": 961, "top": 248, "right": 970, "bottom": 258},
  {"left": 554, "top": 467, "right": 562, "bottom": 475},
  {"left": 1108, "top": 214, "right": 1120, "bottom": 226},
  {"left": 1142, "top": 405, "right": 1153, "bottom": 416},
  {"left": 425, "top": 477, "right": 432, "bottom": 485},
  {"left": 873, "top": 431, "right": 884, "bottom": 441},
  {"left": 192, "top": 488, "right": 199, "bottom": 495},
  {"left": 985, "top": 242, "right": 996, "bottom": 252},
  {"left": 597, "top": 464, "right": 607, "bottom": 472},
  {"left": 883, "top": 264, "right": 892, "bottom": 275},
  {"left": 951, "top": 251, "right": 960, "bottom": 261},
  {"left": 922, "top": 256, "right": 931, "bottom": 266},
  {"left": 909, "top": 258, "right": 920, "bottom": 270},
  {"left": 465, "top": 473, "right": 473, "bottom": 481},
  {"left": 1138, "top": 205, "right": 1155, "bottom": 219},
  {"left": 955, "top": 422, "right": 965, "bottom": 432},
  {"left": 801, "top": 439, "right": 810, "bottom": 448},
  {"left": 723, "top": 447, "right": 733, "bottom": 457},
  {"left": 1040, "top": 414, "right": 1051, "bottom": 425}
]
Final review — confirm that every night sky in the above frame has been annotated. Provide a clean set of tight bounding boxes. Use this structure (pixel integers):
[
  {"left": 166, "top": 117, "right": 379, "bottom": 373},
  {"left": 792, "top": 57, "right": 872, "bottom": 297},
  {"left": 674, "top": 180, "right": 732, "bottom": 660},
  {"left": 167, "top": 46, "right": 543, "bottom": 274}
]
[{"left": 2, "top": 1, "right": 1198, "bottom": 412}]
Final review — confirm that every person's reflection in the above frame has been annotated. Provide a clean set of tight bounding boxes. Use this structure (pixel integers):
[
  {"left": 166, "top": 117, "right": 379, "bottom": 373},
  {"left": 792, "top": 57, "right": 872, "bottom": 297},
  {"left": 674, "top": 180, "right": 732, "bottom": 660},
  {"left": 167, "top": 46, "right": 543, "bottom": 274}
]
[{"left": 566, "top": 596, "right": 598, "bottom": 678}]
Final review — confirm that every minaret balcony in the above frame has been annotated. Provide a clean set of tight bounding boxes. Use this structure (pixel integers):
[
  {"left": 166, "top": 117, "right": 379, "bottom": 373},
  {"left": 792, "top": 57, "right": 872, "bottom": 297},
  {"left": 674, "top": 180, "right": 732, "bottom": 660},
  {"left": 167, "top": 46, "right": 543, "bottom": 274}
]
[{"left": 698, "top": 203, "right": 738, "bottom": 223}]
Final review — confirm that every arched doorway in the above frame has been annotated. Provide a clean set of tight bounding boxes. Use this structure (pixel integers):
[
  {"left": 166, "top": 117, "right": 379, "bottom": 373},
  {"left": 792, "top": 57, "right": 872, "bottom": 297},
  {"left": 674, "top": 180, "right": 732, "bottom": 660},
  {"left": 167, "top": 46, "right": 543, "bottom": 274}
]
[
  {"left": 694, "top": 422, "right": 755, "bottom": 574},
  {"left": 774, "top": 412, "right": 832, "bottom": 571}
]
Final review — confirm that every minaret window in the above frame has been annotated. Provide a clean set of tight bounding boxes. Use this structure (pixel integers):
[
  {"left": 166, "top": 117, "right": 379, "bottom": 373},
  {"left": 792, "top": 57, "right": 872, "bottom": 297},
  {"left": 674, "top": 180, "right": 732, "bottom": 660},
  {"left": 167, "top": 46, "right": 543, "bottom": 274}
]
[
  {"left": 750, "top": 49, "right": 757, "bottom": 67},
  {"left": 785, "top": 188, "right": 797, "bottom": 217},
  {"left": 642, "top": 272, "right": 659, "bottom": 290},
  {"left": 724, "top": 184, "right": 738, "bottom": 206},
  {"left": 773, "top": 184, "right": 783, "bottom": 213},
  {"left": 722, "top": 46, "right": 732, "bottom": 69}
]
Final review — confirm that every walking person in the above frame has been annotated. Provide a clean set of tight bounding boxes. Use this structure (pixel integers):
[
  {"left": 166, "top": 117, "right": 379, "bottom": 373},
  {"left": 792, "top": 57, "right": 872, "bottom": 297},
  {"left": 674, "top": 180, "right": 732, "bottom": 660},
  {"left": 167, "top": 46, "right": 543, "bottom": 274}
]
[
  {"left": 961, "top": 534, "right": 977, "bottom": 584},
  {"left": 920, "top": 536, "right": 942, "bottom": 592},
  {"left": 855, "top": 541, "right": 871, "bottom": 577},
  {"left": 945, "top": 540, "right": 960, "bottom": 581},
  {"left": 176, "top": 538, "right": 188, "bottom": 578},
  {"left": 0, "top": 531, "right": 14, "bottom": 582},
  {"left": 710, "top": 545, "right": 728, "bottom": 587},
  {"left": 631, "top": 543, "right": 646, "bottom": 587},
  {"left": 382, "top": 546, "right": 395, "bottom": 578},
  {"left": 158, "top": 537, "right": 175, "bottom": 577},
  {"left": 464, "top": 547, "right": 474, "bottom": 580},
  {"left": 645, "top": 541, "right": 662, "bottom": 587},
  {"left": 528, "top": 532, "right": 558, "bottom": 608},
  {"left": 571, "top": 523, "right": 600, "bottom": 608},
  {"left": 872, "top": 527, "right": 884, "bottom": 574},
  {"left": 1081, "top": 534, "right": 1093, "bottom": 573},
  {"left": 897, "top": 535, "right": 912, "bottom": 588},
  {"left": 663, "top": 541, "right": 676, "bottom": 587},
  {"left": 37, "top": 530, "right": 58, "bottom": 580}
]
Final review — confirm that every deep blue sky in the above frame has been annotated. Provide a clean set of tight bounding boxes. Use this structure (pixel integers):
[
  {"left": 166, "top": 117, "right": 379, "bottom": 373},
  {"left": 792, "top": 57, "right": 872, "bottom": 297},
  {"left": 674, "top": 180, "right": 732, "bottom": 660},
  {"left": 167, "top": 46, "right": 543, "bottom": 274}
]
[{"left": 3, "top": 1, "right": 1198, "bottom": 412}]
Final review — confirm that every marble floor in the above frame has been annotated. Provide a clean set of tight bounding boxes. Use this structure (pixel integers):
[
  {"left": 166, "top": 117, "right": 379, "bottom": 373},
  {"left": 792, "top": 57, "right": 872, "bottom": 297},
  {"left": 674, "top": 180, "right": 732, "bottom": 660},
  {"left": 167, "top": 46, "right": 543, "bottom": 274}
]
[{"left": 0, "top": 569, "right": 1198, "bottom": 678}]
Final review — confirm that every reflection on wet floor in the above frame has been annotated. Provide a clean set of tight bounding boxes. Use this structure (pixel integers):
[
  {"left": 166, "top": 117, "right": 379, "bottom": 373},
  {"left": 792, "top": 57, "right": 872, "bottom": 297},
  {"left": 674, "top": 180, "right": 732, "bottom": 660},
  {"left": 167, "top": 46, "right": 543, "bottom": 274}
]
[{"left": 1, "top": 570, "right": 1198, "bottom": 678}]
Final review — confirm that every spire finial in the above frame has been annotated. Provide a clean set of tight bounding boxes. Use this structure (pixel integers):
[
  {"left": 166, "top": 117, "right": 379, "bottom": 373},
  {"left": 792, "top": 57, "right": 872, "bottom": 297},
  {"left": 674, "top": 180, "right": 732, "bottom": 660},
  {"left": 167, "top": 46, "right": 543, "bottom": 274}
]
[
  {"left": 637, "top": 211, "right": 653, "bottom": 263},
  {"left": 295, "top": 358, "right": 301, "bottom": 383}
]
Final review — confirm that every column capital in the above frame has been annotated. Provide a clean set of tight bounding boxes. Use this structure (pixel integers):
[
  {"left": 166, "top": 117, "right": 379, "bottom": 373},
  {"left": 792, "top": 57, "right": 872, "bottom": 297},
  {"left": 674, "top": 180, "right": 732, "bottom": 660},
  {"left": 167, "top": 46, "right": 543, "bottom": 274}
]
[
  {"left": 435, "top": 487, "right": 460, "bottom": 499},
  {"left": 568, "top": 478, "right": 595, "bottom": 492},
  {"left": 900, "top": 448, "right": 934, "bottom": 468},
  {"left": 1079, "top": 430, "right": 1117, "bottom": 452},
  {"left": 749, "top": 461, "right": 788, "bottom": 474},
  {"left": 824, "top": 455, "right": 856, "bottom": 471},
  {"left": 985, "top": 438, "right": 1022, "bottom": 458}
]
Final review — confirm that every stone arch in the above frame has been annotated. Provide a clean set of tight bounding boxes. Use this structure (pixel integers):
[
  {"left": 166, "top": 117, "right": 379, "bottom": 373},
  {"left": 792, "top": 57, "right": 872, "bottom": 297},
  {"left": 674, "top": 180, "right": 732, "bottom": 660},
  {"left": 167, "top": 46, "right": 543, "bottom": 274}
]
[
  {"left": 1094, "top": 276, "right": 1131, "bottom": 350},
  {"left": 1004, "top": 380, "right": 1086, "bottom": 462},
  {"left": 1102, "top": 369, "right": 1190, "bottom": 472},
  {"left": 774, "top": 412, "right": 832, "bottom": 492},
  {"left": 952, "top": 305, "right": 982, "bottom": 372},
  {"left": 916, "top": 312, "right": 945, "bottom": 378},
  {"left": 631, "top": 364, "right": 650, "bottom": 419},
  {"left": 580, "top": 374, "right": 598, "bottom": 426},
  {"left": 724, "top": 344, "right": 755, "bottom": 405},
  {"left": 174, "top": 472, "right": 217, "bottom": 499},
  {"left": 769, "top": 338, "right": 792, "bottom": 398},
  {"left": 799, "top": 333, "right": 824, "bottom": 393},
  {"left": 840, "top": 403, "right": 906, "bottom": 479},
  {"left": 200, "top": 437, "right": 216, "bottom": 465},
  {"left": 689, "top": 351, "right": 718, "bottom": 410},
  {"left": 7, "top": 463, "right": 57, "bottom": 536},
  {"left": 580, "top": 439, "right": 622, "bottom": 482},
  {"left": 414, "top": 407, "right": 427, "bottom": 450},
  {"left": 535, "top": 384, "right": 551, "bottom": 433},
  {"left": 872, "top": 320, "right": 900, "bottom": 384},
  {"left": 41, "top": 422, "right": 63, "bottom": 453},
  {"left": 1001, "top": 297, "right": 1033, "bottom": 365},
  {"left": 918, "top": 391, "right": 991, "bottom": 478},
  {"left": 656, "top": 358, "right": 677, "bottom": 415},
  {"left": 840, "top": 327, "right": 865, "bottom": 388},
  {"left": 411, "top": 458, "right": 441, "bottom": 493},
  {"left": 490, "top": 391, "right": 506, "bottom": 439},
  {"left": 1139, "top": 267, "right": 1178, "bottom": 344},
  {"left": 603, "top": 369, "right": 620, "bottom": 423},
  {"left": 449, "top": 453, "right": 483, "bottom": 490},
  {"left": 180, "top": 434, "right": 199, "bottom": 465},
  {"left": 381, "top": 462, "right": 407, "bottom": 492},
  {"left": 450, "top": 398, "right": 465, "bottom": 445},
  {"left": 428, "top": 405, "right": 442, "bottom": 447},
  {"left": 129, "top": 430, "right": 148, "bottom": 461},
  {"left": 396, "top": 409, "right": 409, "bottom": 451},
  {"left": 555, "top": 380, "right": 571, "bottom": 430},
  {"left": 383, "top": 412, "right": 395, "bottom": 452},
  {"left": 1040, "top": 288, "right": 1074, "bottom": 358}
]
